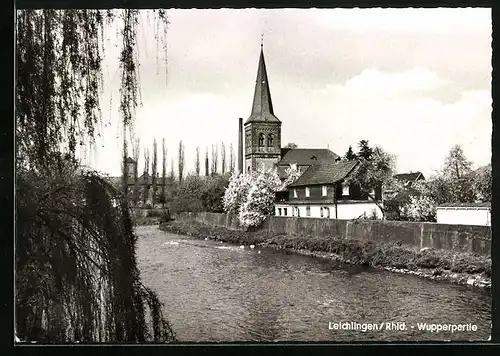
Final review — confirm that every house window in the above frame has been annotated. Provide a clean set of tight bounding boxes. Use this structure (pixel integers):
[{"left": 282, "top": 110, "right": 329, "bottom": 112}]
[
  {"left": 294, "top": 207, "right": 300, "bottom": 217},
  {"left": 324, "top": 207, "right": 330, "bottom": 218},
  {"left": 258, "top": 133, "right": 265, "bottom": 147},
  {"left": 342, "top": 183, "right": 350, "bottom": 196},
  {"left": 320, "top": 207, "right": 323, "bottom": 218},
  {"left": 305, "top": 187, "right": 310, "bottom": 197},
  {"left": 322, "top": 185, "right": 327, "bottom": 196},
  {"left": 369, "top": 188, "right": 375, "bottom": 196},
  {"left": 278, "top": 208, "right": 282, "bottom": 216},
  {"left": 284, "top": 208, "right": 287, "bottom": 216},
  {"left": 293, "top": 189, "right": 298, "bottom": 198},
  {"left": 268, "top": 133, "right": 274, "bottom": 147},
  {"left": 306, "top": 206, "right": 311, "bottom": 217}
]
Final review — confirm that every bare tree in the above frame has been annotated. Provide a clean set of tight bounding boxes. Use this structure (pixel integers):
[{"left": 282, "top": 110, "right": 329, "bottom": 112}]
[
  {"left": 195, "top": 146, "right": 200, "bottom": 176},
  {"left": 161, "top": 138, "right": 167, "bottom": 207},
  {"left": 151, "top": 138, "right": 158, "bottom": 207},
  {"left": 229, "top": 143, "right": 235, "bottom": 173},
  {"left": 221, "top": 142, "right": 226, "bottom": 175},
  {"left": 142, "top": 148, "right": 150, "bottom": 205},
  {"left": 178, "top": 140, "right": 185, "bottom": 183},
  {"left": 132, "top": 137, "right": 141, "bottom": 205},
  {"left": 205, "top": 147, "right": 209, "bottom": 177}
]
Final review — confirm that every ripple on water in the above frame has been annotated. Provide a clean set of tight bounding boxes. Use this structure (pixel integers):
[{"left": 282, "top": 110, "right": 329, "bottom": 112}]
[{"left": 135, "top": 228, "right": 492, "bottom": 342}]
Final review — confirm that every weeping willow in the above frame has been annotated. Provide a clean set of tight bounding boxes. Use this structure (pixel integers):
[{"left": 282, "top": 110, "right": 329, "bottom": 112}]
[{"left": 16, "top": 9, "right": 174, "bottom": 342}]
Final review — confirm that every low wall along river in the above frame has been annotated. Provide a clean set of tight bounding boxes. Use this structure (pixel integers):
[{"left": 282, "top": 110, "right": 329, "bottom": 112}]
[{"left": 174, "top": 212, "right": 491, "bottom": 256}]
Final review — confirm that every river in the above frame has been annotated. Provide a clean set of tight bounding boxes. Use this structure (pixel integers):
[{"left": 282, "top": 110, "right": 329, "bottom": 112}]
[{"left": 135, "top": 225, "right": 491, "bottom": 342}]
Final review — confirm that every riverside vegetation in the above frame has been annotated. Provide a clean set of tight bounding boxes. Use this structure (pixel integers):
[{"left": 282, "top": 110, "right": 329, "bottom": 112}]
[{"left": 160, "top": 219, "right": 491, "bottom": 289}]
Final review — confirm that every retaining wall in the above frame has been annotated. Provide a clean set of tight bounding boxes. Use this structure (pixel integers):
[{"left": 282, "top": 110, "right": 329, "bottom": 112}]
[{"left": 173, "top": 212, "right": 491, "bottom": 256}]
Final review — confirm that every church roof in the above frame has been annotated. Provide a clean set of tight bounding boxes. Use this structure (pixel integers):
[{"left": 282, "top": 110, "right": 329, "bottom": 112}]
[
  {"left": 278, "top": 148, "right": 340, "bottom": 166},
  {"left": 246, "top": 47, "right": 280, "bottom": 124},
  {"left": 289, "top": 160, "right": 359, "bottom": 187}
]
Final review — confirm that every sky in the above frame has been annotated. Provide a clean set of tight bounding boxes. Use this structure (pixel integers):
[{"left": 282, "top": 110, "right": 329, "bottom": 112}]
[{"left": 82, "top": 8, "right": 492, "bottom": 179}]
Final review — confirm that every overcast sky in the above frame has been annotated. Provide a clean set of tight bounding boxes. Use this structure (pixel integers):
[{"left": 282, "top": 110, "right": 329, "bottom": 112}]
[{"left": 82, "top": 8, "right": 492, "bottom": 178}]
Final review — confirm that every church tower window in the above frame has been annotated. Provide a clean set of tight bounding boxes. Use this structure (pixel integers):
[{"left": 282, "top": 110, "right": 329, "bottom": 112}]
[
  {"left": 268, "top": 133, "right": 274, "bottom": 147},
  {"left": 258, "top": 133, "right": 265, "bottom": 147}
]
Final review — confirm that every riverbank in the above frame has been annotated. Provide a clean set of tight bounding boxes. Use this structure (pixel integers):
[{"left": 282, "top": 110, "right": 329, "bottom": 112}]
[{"left": 159, "top": 220, "right": 491, "bottom": 289}]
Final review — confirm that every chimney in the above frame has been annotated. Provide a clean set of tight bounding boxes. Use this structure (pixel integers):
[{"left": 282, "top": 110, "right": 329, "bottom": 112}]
[{"left": 238, "top": 118, "right": 244, "bottom": 173}]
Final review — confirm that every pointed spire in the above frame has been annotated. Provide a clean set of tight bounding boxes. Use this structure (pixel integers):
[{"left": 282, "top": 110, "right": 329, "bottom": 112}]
[{"left": 246, "top": 41, "right": 280, "bottom": 124}]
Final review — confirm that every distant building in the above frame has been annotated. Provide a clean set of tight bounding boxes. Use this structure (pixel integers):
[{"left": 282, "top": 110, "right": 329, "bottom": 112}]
[
  {"left": 393, "top": 171, "right": 425, "bottom": 188},
  {"left": 107, "top": 157, "right": 166, "bottom": 191},
  {"left": 384, "top": 171, "right": 425, "bottom": 201},
  {"left": 436, "top": 202, "right": 491, "bottom": 226},
  {"left": 237, "top": 43, "right": 381, "bottom": 219}
]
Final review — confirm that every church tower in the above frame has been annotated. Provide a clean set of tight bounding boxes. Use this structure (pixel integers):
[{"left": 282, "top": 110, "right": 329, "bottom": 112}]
[{"left": 244, "top": 41, "right": 282, "bottom": 172}]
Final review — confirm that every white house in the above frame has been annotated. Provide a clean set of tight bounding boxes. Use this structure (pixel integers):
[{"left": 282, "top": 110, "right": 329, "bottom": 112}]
[
  {"left": 436, "top": 202, "right": 491, "bottom": 226},
  {"left": 274, "top": 160, "right": 383, "bottom": 220}
]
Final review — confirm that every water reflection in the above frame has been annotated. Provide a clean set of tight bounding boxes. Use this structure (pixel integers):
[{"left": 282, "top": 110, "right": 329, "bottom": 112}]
[{"left": 136, "top": 226, "right": 491, "bottom": 342}]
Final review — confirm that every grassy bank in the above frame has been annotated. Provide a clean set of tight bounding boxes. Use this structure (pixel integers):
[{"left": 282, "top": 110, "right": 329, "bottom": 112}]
[{"left": 160, "top": 220, "right": 491, "bottom": 289}]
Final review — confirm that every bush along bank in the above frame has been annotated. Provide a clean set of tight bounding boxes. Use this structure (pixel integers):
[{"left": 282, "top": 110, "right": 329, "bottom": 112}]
[{"left": 160, "top": 220, "right": 491, "bottom": 289}]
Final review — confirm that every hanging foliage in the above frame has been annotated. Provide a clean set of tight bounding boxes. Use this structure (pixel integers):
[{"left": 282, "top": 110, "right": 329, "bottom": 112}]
[{"left": 16, "top": 9, "right": 174, "bottom": 342}]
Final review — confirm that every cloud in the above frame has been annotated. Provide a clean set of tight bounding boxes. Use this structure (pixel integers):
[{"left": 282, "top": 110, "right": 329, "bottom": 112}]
[
  {"left": 322, "top": 67, "right": 447, "bottom": 99},
  {"left": 312, "top": 8, "right": 491, "bottom": 34},
  {"left": 303, "top": 68, "right": 491, "bottom": 177}
]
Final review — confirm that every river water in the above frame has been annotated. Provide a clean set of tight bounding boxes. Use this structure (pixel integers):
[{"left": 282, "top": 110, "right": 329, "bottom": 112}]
[{"left": 135, "top": 225, "right": 491, "bottom": 342}]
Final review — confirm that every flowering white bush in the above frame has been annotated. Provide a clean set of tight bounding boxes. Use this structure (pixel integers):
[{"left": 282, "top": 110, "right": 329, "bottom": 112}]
[
  {"left": 222, "top": 172, "right": 254, "bottom": 214},
  {"left": 280, "top": 164, "right": 301, "bottom": 190},
  {"left": 400, "top": 195, "right": 437, "bottom": 222},
  {"left": 224, "top": 165, "right": 294, "bottom": 227}
]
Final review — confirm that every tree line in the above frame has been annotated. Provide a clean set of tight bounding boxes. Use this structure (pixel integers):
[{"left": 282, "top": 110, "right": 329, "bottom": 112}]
[
  {"left": 130, "top": 139, "right": 236, "bottom": 211},
  {"left": 340, "top": 140, "right": 490, "bottom": 222}
]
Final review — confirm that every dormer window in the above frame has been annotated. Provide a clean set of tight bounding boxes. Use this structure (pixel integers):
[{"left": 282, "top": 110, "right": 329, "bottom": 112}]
[
  {"left": 342, "top": 183, "right": 350, "bottom": 196},
  {"left": 258, "top": 133, "right": 265, "bottom": 147},
  {"left": 293, "top": 189, "right": 298, "bottom": 198},
  {"left": 310, "top": 155, "right": 317, "bottom": 161},
  {"left": 268, "top": 133, "right": 274, "bottom": 147},
  {"left": 305, "top": 187, "right": 310, "bottom": 197},
  {"left": 322, "top": 185, "right": 327, "bottom": 196}
]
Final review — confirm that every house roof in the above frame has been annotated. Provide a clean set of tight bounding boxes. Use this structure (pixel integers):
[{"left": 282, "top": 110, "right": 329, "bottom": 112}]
[
  {"left": 125, "top": 157, "right": 136, "bottom": 164},
  {"left": 437, "top": 202, "right": 491, "bottom": 208},
  {"left": 394, "top": 172, "right": 424, "bottom": 182},
  {"left": 277, "top": 148, "right": 340, "bottom": 166},
  {"left": 289, "top": 160, "right": 359, "bottom": 187},
  {"left": 245, "top": 48, "right": 280, "bottom": 124},
  {"left": 276, "top": 165, "right": 289, "bottom": 180}
]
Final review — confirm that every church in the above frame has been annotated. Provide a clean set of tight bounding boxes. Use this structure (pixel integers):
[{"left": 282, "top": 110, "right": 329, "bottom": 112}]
[{"left": 237, "top": 43, "right": 383, "bottom": 220}]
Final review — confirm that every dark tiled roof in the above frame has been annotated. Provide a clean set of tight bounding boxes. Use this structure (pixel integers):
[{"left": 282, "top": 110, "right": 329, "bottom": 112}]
[
  {"left": 394, "top": 172, "right": 424, "bottom": 182},
  {"left": 276, "top": 165, "right": 289, "bottom": 180},
  {"left": 278, "top": 148, "right": 340, "bottom": 166},
  {"left": 437, "top": 202, "right": 491, "bottom": 208},
  {"left": 125, "top": 157, "right": 136, "bottom": 164},
  {"left": 246, "top": 49, "right": 280, "bottom": 124},
  {"left": 289, "top": 160, "right": 359, "bottom": 187}
]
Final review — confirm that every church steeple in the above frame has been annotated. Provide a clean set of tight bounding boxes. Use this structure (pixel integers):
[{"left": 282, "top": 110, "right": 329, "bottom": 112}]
[
  {"left": 243, "top": 41, "right": 282, "bottom": 172},
  {"left": 246, "top": 41, "right": 280, "bottom": 124}
]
